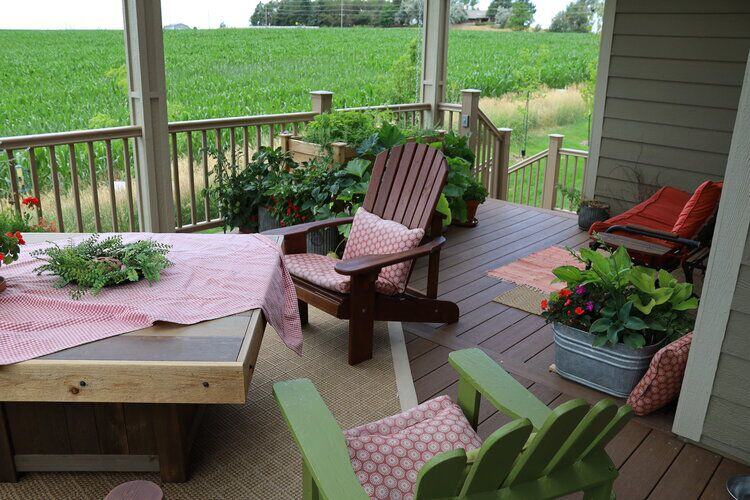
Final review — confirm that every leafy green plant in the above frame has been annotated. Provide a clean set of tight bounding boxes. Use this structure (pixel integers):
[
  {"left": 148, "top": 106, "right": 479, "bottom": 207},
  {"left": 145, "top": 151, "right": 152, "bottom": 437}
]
[
  {"left": 442, "top": 156, "right": 474, "bottom": 223},
  {"left": 543, "top": 246, "right": 697, "bottom": 349},
  {"left": 430, "top": 131, "right": 475, "bottom": 165},
  {"left": 206, "top": 146, "right": 294, "bottom": 232},
  {"left": 557, "top": 185, "right": 581, "bottom": 211},
  {"left": 32, "top": 234, "right": 172, "bottom": 298},
  {"left": 464, "top": 178, "right": 488, "bottom": 203},
  {"left": 302, "top": 111, "right": 381, "bottom": 152}
]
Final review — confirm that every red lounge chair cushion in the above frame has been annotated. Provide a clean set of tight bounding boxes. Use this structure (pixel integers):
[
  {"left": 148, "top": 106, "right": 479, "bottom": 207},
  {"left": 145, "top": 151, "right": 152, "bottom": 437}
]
[
  {"left": 343, "top": 207, "right": 425, "bottom": 294},
  {"left": 284, "top": 253, "right": 399, "bottom": 295},
  {"left": 627, "top": 333, "right": 692, "bottom": 416},
  {"left": 672, "top": 181, "right": 723, "bottom": 238},
  {"left": 344, "top": 395, "right": 483, "bottom": 499},
  {"left": 589, "top": 186, "right": 691, "bottom": 237}
]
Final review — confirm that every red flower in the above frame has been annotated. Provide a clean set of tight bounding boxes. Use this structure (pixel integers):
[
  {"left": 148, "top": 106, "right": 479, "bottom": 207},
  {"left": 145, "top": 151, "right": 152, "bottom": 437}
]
[
  {"left": 559, "top": 288, "right": 572, "bottom": 298},
  {"left": 14, "top": 231, "right": 24, "bottom": 245},
  {"left": 22, "top": 196, "right": 40, "bottom": 207},
  {"left": 540, "top": 299, "right": 548, "bottom": 310},
  {"left": 574, "top": 307, "right": 585, "bottom": 315},
  {"left": 0, "top": 253, "right": 4, "bottom": 261},
  {"left": 564, "top": 299, "right": 572, "bottom": 306}
]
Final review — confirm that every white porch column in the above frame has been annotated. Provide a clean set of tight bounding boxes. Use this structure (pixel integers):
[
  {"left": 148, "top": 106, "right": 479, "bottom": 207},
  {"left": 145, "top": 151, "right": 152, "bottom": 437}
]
[
  {"left": 122, "top": 0, "right": 175, "bottom": 232},
  {"left": 421, "top": 0, "right": 450, "bottom": 128}
]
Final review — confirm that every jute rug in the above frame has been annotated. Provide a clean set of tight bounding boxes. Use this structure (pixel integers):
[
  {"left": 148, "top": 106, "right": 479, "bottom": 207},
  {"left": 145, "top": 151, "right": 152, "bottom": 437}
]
[
  {"left": 0, "top": 309, "right": 401, "bottom": 500},
  {"left": 488, "top": 246, "right": 584, "bottom": 315}
]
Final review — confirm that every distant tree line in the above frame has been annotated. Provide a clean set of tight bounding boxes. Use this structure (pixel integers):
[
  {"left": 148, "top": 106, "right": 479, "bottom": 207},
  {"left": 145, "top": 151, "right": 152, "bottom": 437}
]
[
  {"left": 549, "top": 0, "right": 602, "bottom": 33},
  {"left": 486, "top": 0, "right": 536, "bottom": 30},
  {"left": 250, "top": 0, "right": 478, "bottom": 27}
]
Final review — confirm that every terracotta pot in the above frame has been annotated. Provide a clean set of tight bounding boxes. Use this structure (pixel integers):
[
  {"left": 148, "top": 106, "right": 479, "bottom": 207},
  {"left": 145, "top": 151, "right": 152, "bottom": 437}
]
[{"left": 466, "top": 199, "right": 480, "bottom": 222}]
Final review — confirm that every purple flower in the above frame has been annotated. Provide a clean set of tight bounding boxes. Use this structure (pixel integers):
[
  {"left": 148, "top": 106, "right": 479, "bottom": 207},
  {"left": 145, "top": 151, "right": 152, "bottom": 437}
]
[
  {"left": 575, "top": 285, "right": 587, "bottom": 295},
  {"left": 585, "top": 301, "right": 594, "bottom": 312}
]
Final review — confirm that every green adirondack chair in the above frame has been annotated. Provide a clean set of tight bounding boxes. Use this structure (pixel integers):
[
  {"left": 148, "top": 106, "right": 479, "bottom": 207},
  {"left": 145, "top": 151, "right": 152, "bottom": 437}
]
[{"left": 273, "top": 348, "right": 632, "bottom": 500}]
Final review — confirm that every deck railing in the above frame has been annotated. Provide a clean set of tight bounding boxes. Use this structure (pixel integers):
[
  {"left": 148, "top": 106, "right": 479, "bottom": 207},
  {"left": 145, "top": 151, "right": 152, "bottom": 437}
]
[
  {"left": 506, "top": 134, "right": 588, "bottom": 212},
  {"left": 0, "top": 90, "right": 517, "bottom": 234}
]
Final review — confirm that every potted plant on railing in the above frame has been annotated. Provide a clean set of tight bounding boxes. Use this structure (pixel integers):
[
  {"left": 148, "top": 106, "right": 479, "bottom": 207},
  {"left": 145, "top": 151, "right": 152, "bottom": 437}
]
[
  {"left": 541, "top": 245, "right": 697, "bottom": 397},
  {"left": 558, "top": 186, "right": 611, "bottom": 231}
]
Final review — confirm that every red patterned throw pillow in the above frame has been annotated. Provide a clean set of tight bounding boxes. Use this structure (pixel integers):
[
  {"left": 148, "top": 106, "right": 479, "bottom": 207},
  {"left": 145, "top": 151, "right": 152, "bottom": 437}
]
[
  {"left": 627, "top": 333, "right": 692, "bottom": 416},
  {"left": 344, "top": 395, "right": 483, "bottom": 500},
  {"left": 342, "top": 207, "right": 425, "bottom": 294}
]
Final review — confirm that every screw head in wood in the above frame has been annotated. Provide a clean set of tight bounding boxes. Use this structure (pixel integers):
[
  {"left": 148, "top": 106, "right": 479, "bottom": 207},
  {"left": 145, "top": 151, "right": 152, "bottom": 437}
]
[{"left": 202, "top": 381, "right": 209, "bottom": 388}]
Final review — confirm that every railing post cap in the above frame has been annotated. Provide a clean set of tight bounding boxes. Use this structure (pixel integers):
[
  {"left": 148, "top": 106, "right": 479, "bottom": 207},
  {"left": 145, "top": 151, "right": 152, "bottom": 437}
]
[
  {"left": 461, "top": 89, "right": 482, "bottom": 94},
  {"left": 498, "top": 127, "right": 512, "bottom": 133},
  {"left": 549, "top": 134, "right": 564, "bottom": 138},
  {"left": 310, "top": 90, "right": 333, "bottom": 95}
]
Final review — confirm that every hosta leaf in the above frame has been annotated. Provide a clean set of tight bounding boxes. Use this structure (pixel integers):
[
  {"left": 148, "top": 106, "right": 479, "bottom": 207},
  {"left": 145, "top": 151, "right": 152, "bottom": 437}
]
[
  {"left": 590, "top": 317, "right": 611, "bottom": 333},
  {"left": 630, "top": 294, "right": 656, "bottom": 314},
  {"left": 552, "top": 265, "right": 583, "bottom": 284},
  {"left": 624, "top": 316, "right": 647, "bottom": 331},
  {"left": 592, "top": 335, "right": 608, "bottom": 347},
  {"left": 623, "top": 333, "right": 646, "bottom": 349},
  {"left": 673, "top": 297, "right": 699, "bottom": 311}
]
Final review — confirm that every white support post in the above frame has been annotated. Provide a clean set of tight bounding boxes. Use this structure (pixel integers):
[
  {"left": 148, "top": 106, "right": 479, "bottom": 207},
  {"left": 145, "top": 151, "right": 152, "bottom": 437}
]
[
  {"left": 542, "top": 134, "right": 564, "bottom": 210},
  {"left": 122, "top": 0, "right": 174, "bottom": 232},
  {"left": 459, "top": 89, "right": 481, "bottom": 152},
  {"left": 421, "top": 0, "right": 450, "bottom": 128},
  {"left": 310, "top": 90, "right": 333, "bottom": 114},
  {"left": 496, "top": 128, "right": 512, "bottom": 200}
]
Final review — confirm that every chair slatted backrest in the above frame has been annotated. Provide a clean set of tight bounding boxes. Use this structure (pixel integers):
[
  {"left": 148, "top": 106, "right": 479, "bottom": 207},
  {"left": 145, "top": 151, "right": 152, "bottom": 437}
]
[
  {"left": 413, "top": 399, "right": 633, "bottom": 499},
  {"left": 363, "top": 142, "right": 448, "bottom": 232}
]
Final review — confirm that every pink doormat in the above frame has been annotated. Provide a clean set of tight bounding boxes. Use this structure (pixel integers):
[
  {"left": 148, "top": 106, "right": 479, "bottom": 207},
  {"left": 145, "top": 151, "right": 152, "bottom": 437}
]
[
  {"left": 487, "top": 246, "right": 584, "bottom": 294},
  {"left": 0, "top": 233, "right": 302, "bottom": 365}
]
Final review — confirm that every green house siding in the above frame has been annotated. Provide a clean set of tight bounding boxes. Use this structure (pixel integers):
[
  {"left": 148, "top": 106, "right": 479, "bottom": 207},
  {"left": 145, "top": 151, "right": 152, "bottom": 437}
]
[{"left": 592, "top": 0, "right": 750, "bottom": 214}]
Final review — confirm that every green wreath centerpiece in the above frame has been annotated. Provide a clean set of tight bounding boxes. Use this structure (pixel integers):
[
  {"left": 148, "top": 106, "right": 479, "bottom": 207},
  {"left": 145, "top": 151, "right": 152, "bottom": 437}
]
[{"left": 32, "top": 234, "right": 172, "bottom": 299}]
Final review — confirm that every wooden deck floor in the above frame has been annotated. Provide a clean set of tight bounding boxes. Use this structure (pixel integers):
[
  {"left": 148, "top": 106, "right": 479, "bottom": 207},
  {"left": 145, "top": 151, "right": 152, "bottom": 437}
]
[{"left": 404, "top": 198, "right": 749, "bottom": 500}]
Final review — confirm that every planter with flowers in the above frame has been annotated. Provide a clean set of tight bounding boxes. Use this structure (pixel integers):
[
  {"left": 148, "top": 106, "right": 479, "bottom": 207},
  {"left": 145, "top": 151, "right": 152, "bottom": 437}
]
[
  {"left": 0, "top": 230, "right": 24, "bottom": 292},
  {"left": 541, "top": 246, "right": 698, "bottom": 397}
]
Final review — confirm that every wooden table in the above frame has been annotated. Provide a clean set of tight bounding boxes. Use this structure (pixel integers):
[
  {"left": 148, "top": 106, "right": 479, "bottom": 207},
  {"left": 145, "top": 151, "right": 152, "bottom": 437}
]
[{"left": 0, "top": 233, "right": 278, "bottom": 483}]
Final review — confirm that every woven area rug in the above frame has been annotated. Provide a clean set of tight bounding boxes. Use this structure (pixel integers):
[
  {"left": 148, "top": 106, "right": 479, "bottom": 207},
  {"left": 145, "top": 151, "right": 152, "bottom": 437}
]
[
  {"left": 487, "top": 246, "right": 583, "bottom": 294},
  {"left": 488, "top": 246, "right": 584, "bottom": 316},
  {"left": 0, "top": 310, "right": 401, "bottom": 500}
]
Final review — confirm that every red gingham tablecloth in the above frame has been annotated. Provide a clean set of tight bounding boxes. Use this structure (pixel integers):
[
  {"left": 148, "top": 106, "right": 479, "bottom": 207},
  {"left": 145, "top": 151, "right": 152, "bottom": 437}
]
[{"left": 0, "top": 233, "right": 302, "bottom": 365}]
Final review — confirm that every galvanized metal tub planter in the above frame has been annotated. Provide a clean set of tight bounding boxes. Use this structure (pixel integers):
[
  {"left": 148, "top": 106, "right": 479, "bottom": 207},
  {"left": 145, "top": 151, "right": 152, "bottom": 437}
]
[
  {"left": 258, "top": 206, "right": 342, "bottom": 256},
  {"left": 553, "top": 322, "right": 664, "bottom": 398}
]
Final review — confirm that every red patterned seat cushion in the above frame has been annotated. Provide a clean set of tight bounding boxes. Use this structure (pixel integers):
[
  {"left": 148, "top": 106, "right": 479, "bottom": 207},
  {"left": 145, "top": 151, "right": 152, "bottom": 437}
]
[
  {"left": 672, "top": 181, "right": 722, "bottom": 238},
  {"left": 344, "top": 395, "right": 483, "bottom": 500},
  {"left": 627, "top": 333, "right": 692, "bottom": 416},
  {"left": 284, "top": 253, "right": 398, "bottom": 295},
  {"left": 342, "top": 207, "right": 425, "bottom": 294}
]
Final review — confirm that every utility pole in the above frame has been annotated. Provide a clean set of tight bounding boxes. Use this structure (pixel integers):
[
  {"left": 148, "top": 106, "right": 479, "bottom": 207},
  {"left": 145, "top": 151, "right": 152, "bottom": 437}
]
[{"left": 340, "top": 0, "right": 343, "bottom": 27}]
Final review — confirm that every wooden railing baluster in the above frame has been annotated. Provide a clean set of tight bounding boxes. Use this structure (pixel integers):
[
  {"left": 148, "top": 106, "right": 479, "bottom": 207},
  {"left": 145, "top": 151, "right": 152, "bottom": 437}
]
[
  {"left": 187, "top": 131, "right": 197, "bottom": 225},
  {"left": 5, "top": 150, "right": 20, "bottom": 215},
  {"left": 171, "top": 133, "right": 182, "bottom": 229},
  {"left": 242, "top": 127, "right": 249, "bottom": 166},
  {"left": 201, "top": 130, "right": 210, "bottom": 222},
  {"left": 28, "top": 148, "right": 43, "bottom": 221},
  {"left": 48, "top": 146, "right": 65, "bottom": 232},
  {"left": 229, "top": 127, "right": 237, "bottom": 169},
  {"left": 104, "top": 140, "right": 118, "bottom": 232},
  {"left": 68, "top": 144, "right": 84, "bottom": 231},
  {"left": 85, "top": 141, "right": 102, "bottom": 232},
  {"left": 122, "top": 138, "right": 136, "bottom": 232}
]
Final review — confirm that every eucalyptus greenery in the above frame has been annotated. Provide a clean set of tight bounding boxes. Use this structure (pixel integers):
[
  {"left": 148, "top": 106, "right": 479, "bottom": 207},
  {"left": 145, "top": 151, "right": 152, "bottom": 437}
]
[{"left": 32, "top": 235, "right": 172, "bottom": 299}]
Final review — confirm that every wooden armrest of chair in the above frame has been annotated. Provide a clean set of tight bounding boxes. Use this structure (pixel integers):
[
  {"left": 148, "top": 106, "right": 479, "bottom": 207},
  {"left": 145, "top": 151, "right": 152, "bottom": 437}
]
[
  {"left": 448, "top": 349, "right": 551, "bottom": 430},
  {"left": 263, "top": 217, "right": 354, "bottom": 237},
  {"left": 273, "top": 379, "right": 368, "bottom": 499},
  {"left": 333, "top": 237, "right": 446, "bottom": 276}
]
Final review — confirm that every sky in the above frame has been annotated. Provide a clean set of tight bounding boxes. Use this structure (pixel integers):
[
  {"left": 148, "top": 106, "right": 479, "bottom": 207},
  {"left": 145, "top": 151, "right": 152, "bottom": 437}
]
[{"left": 0, "top": 0, "right": 571, "bottom": 29}]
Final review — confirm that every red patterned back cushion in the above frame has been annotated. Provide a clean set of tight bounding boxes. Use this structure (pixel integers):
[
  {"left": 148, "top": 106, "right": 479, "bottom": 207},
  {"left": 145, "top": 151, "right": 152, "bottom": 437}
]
[
  {"left": 627, "top": 333, "right": 692, "bottom": 416},
  {"left": 344, "top": 395, "right": 483, "bottom": 499},
  {"left": 343, "top": 207, "right": 424, "bottom": 293},
  {"left": 672, "top": 181, "right": 722, "bottom": 238}
]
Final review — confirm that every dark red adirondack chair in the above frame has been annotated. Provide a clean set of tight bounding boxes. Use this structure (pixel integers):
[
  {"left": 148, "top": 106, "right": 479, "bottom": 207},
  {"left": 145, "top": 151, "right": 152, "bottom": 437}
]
[{"left": 269, "top": 142, "right": 459, "bottom": 365}]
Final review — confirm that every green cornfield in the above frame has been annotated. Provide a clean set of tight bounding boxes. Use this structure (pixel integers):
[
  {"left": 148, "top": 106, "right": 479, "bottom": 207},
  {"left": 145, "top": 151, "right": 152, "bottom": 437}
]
[{"left": 0, "top": 28, "right": 598, "bottom": 137}]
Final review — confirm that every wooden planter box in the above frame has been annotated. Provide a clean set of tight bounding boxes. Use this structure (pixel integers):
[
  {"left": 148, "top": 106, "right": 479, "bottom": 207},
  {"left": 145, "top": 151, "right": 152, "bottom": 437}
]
[{"left": 278, "top": 132, "right": 357, "bottom": 164}]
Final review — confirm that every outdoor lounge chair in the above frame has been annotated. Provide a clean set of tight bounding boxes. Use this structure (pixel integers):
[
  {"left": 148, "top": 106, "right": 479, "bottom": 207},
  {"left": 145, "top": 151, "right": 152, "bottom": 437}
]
[
  {"left": 589, "top": 180, "right": 723, "bottom": 283},
  {"left": 267, "top": 142, "right": 459, "bottom": 365},
  {"left": 274, "top": 348, "right": 632, "bottom": 500}
]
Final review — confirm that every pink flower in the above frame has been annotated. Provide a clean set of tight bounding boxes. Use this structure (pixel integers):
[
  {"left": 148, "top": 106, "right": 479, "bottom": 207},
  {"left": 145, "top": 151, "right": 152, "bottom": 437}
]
[
  {"left": 575, "top": 285, "right": 587, "bottom": 295},
  {"left": 585, "top": 301, "right": 595, "bottom": 312}
]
